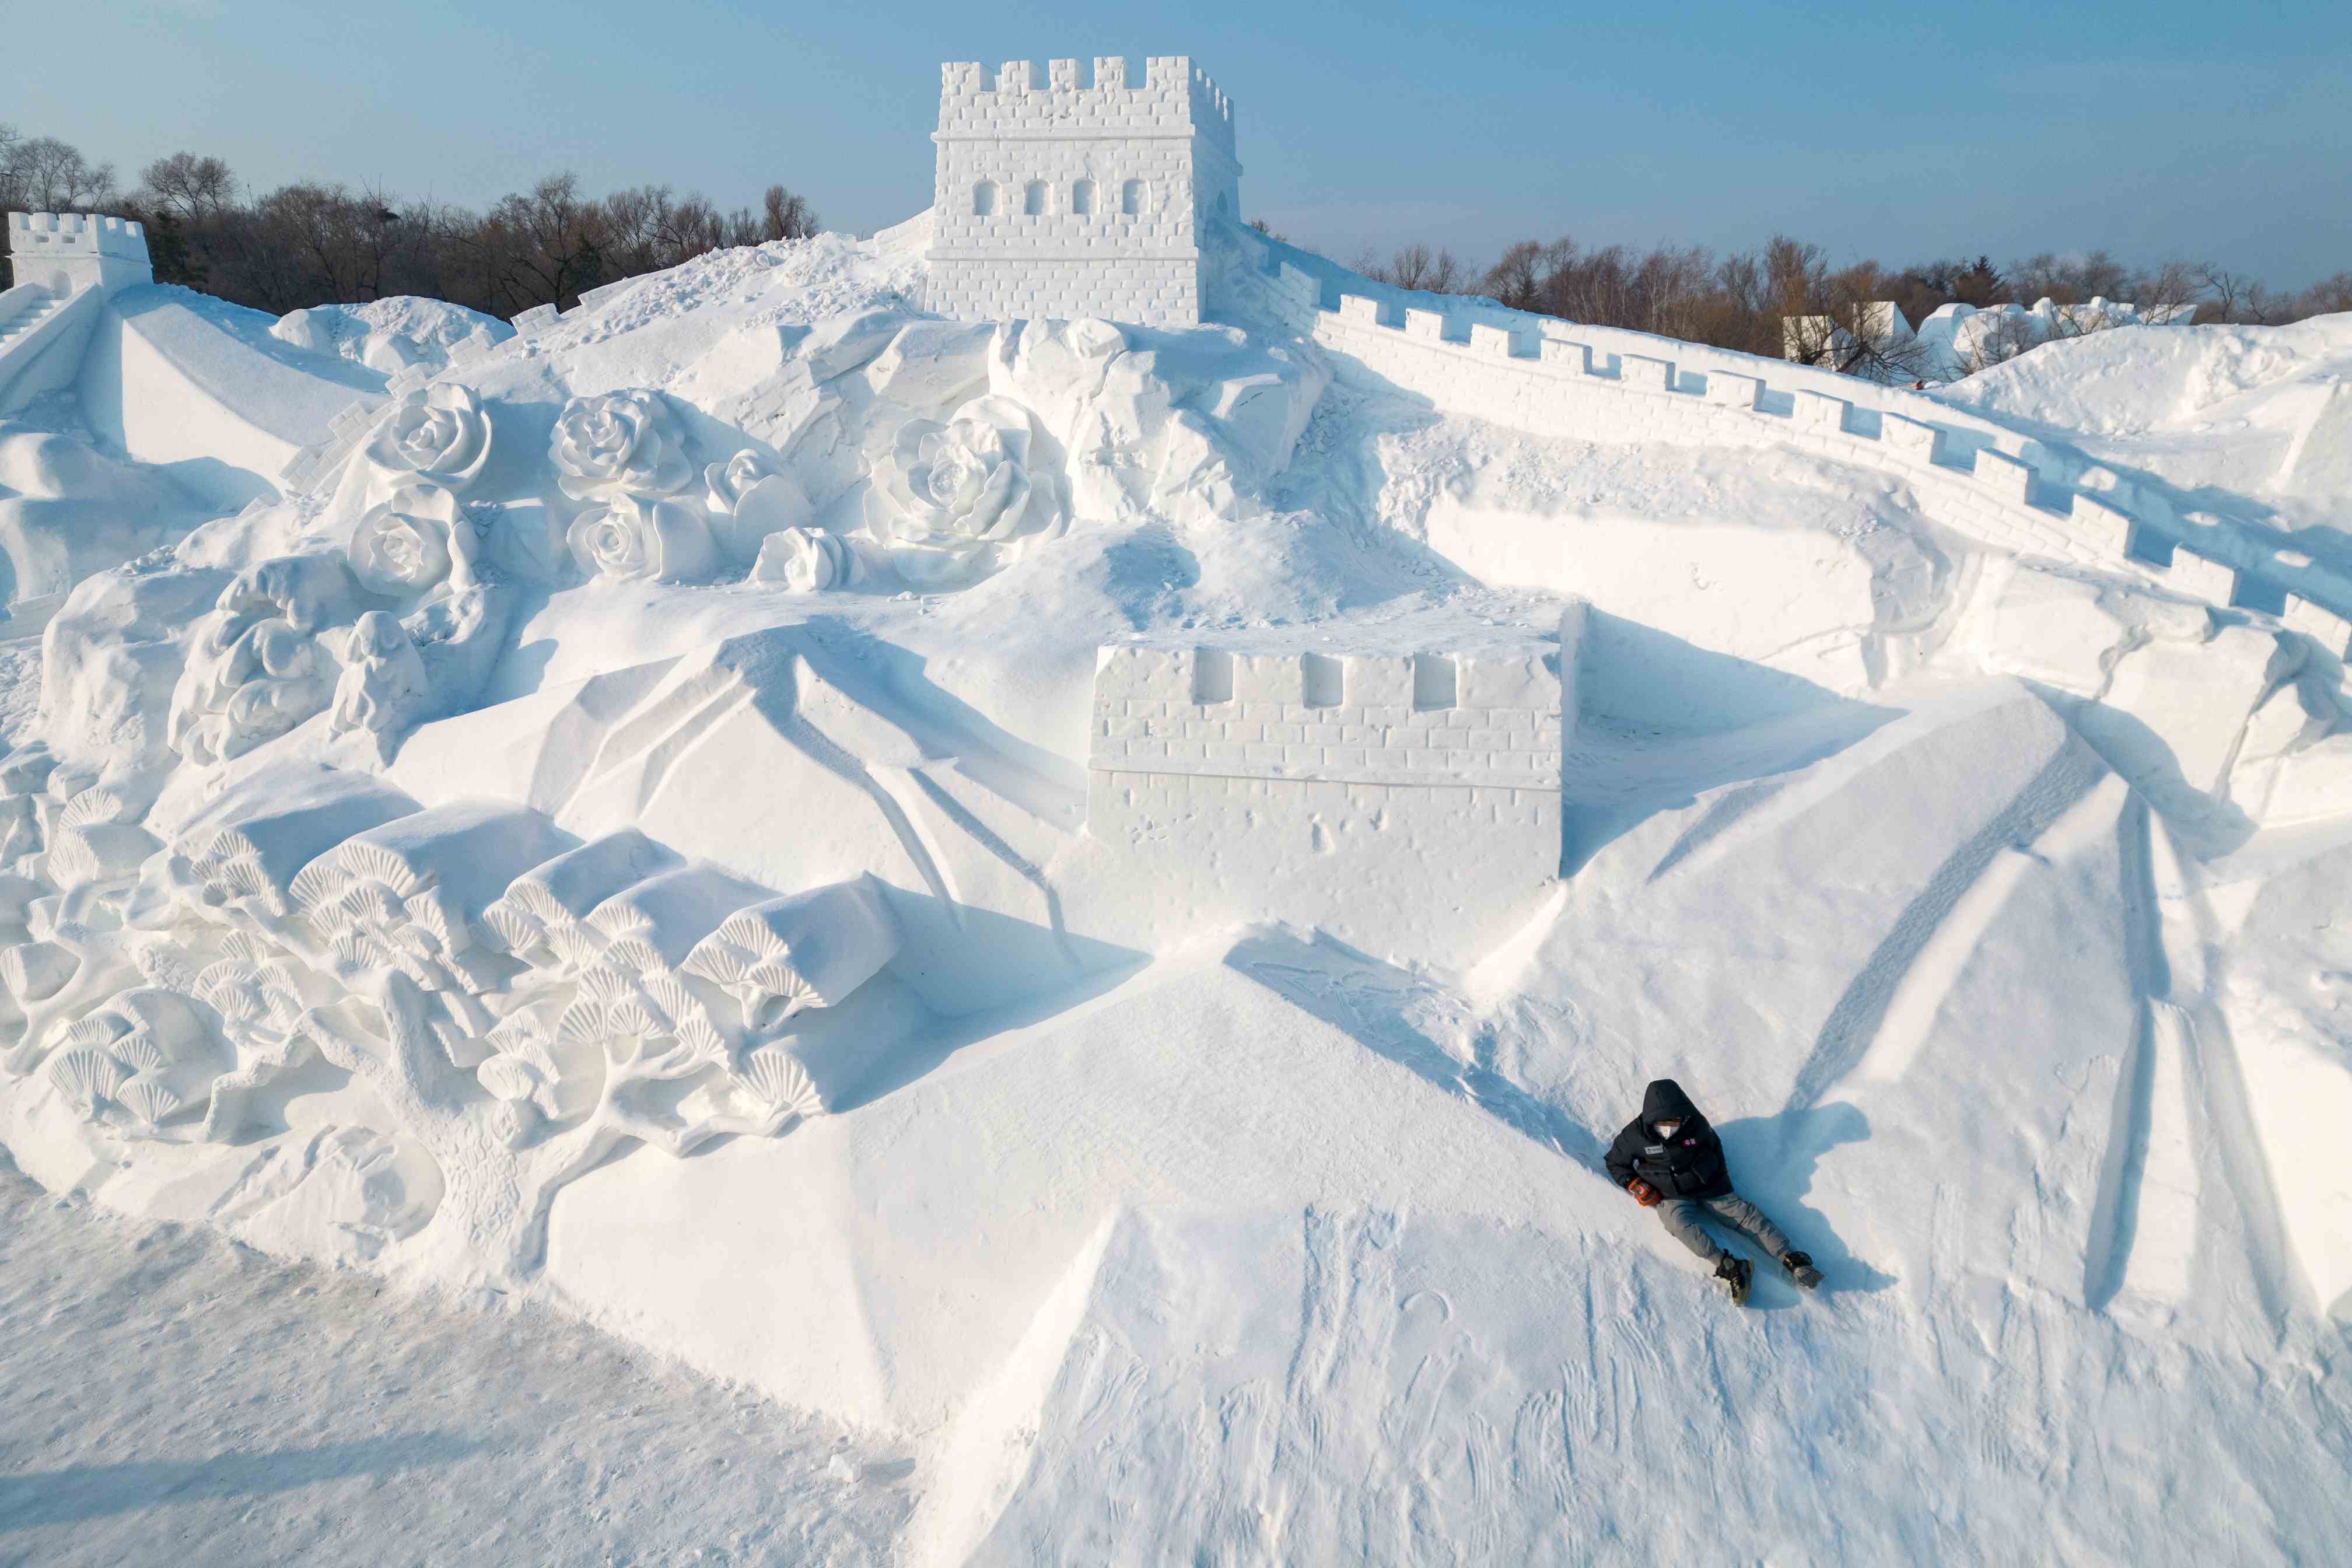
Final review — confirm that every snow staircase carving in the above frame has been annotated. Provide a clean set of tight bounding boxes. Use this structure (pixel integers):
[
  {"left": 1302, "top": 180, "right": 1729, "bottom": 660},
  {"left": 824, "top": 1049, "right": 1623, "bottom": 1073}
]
[
  {"left": 1217, "top": 225, "right": 2352, "bottom": 655},
  {"left": 2, "top": 212, "right": 153, "bottom": 414}
]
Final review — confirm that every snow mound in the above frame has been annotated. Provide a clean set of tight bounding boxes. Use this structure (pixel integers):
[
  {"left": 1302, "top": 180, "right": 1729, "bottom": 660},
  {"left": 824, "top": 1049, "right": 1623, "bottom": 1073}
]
[
  {"left": 273, "top": 296, "right": 514, "bottom": 376},
  {"left": 1943, "top": 313, "right": 2352, "bottom": 436}
]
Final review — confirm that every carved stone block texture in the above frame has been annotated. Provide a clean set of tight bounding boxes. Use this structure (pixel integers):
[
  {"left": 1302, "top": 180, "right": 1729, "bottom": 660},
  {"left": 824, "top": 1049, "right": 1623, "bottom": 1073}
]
[
  {"left": 1090, "top": 643, "right": 1563, "bottom": 806},
  {"left": 923, "top": 57, "right": 1240, "bottom": 326}
]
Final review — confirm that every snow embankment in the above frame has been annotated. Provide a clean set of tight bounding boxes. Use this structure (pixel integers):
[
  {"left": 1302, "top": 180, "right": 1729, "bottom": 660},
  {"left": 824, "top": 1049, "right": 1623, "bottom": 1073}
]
[
  {"left": 1939, "top": 313, "right": 2352, "bottom": 519},
  {"left": 79, "top": 286, "right": 384, "bottom": 508}
]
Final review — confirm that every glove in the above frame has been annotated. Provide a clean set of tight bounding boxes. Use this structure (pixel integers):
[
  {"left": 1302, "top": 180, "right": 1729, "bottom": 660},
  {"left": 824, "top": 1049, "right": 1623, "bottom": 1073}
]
[{"left": 1626, "top": 1178, "right": 1662, "bottom": 1207}]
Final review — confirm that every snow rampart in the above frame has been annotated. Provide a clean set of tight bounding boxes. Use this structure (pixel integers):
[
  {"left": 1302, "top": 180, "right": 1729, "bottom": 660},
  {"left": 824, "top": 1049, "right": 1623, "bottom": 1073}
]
[
  {"left": 925, "top": 57, "right": 1238, "bottom": 327},
  {"left": 1090, "top": 643, "right": 1562, "bottom": 794},
  {"left": 0, "top": 283, "right": 102, "bottom": 414},
  {"left": 1218, "top": 227, "right": 2352, "bottom": 657},
  {"left": 77, "top": 290, "right": 384, "bottom": 510},
  {"left": 5, "top": 212, "right": 150, "bottom": 296},
  {"left": 936, "top": 57, "right": 1234, "bottom": 153},
  {"left": 1083, "top": 631, "right": 1569, "bottom": 968},
  {"left": 2, "top": 212, "right": 156, "bottom": 416}
]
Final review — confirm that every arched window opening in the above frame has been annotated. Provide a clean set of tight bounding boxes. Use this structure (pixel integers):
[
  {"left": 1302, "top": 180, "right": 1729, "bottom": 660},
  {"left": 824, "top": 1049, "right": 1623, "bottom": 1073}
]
[
  {"left": 1023, "top": 181, "right": 1048, "bottom": 216},
  {"left": 1121, "top": 178, "right": 1146, "bottom": 217},
  {"left": 972, "top": 181, "right": 998, "bottom": 216},
  {"left": 1072, "top": 178, "right": 1096, "bottom": 216}
]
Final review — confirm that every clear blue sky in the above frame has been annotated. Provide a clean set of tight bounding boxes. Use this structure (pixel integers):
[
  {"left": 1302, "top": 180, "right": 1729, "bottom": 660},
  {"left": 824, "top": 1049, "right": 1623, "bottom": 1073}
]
[{"left": 13, "top": 0, "right": 2349, "bottom": 288}]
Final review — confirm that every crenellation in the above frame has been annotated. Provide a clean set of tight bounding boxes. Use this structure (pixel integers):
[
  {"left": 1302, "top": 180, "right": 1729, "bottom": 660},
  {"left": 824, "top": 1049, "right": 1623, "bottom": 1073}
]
[
  {"left": 2167, "top": 550, "right": 2238, "bottom": 604},
  {"left": 1973, "top": 448, "right": 2036, "bottom": 507},
  {"left": 6, "top": 209, "right": 153, "bottom": 296},
  {"left": 926, "top": 52, "right": 1238, "bottom": 324},
  {"left": 1277, "top": 260, "right": 2349, "bottom": 620},
  {"left": 1794, "top": 389, "right": 1847, "bottom": 430},
  {"left": 1088, "top": 642, "right": 1564, "bottom": 806},
  {"left": 1622, "top": 355, "right": 1675, "bottom": 394}
]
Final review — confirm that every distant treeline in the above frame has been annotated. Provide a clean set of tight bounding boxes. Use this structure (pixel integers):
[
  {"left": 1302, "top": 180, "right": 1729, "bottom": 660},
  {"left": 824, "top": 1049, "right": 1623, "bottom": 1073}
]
[
  {"left": 1303, "top": 226, "right": 2351, "bottom": 375},
  {"left": 8, "top": 121, "right": 2344, "bottom": 363},
  {"left": 1, "top": 125, "right": 817, "bottom": 317}
]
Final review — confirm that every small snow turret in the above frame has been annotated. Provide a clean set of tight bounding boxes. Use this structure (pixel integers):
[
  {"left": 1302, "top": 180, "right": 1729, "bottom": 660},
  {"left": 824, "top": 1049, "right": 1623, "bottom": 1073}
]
[
  {"left": 6, "top": 212, "right": 153, "bottom": 297},
  {"left": 924, "top": 55, "right": 1241, "bottom": 327}
]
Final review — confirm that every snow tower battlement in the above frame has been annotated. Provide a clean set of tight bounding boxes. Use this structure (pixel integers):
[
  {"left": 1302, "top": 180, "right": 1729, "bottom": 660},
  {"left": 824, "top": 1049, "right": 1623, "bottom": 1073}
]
[
  {"left": 924, "top": 55, "right": 1241, "bottom": 328},
  {"left": 5, "top": 211, "right": 153, "bottom": 296}
]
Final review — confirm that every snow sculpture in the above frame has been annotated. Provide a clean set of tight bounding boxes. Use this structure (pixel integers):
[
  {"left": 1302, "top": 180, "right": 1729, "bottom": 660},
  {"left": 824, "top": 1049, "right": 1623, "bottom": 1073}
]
[
  {"left": 168, "top": 554, "right": 358, "bottom": 766},
  {"left": 46, "top": 989, "right": 225, "bottom": 1136},
  {"left": 288, "top": 799, "right": 566, "bottom": 1017},
  {"left": 478, "top": 829, "right": 683, "bottom": 975},
  {"left": 0, "top": 733, "right": 909, "bottom": 1279},
  {"left": 550, "top": 389, "right": 694, "bottom": 502},
  {"left": 681, "top": 878, "right": 901, "bottom": 1027},
  {"left": 328, "top": 611, "right": 432, "bottom": 760},
  {"left": 363, "top": 383, "right": 493, "bottom": 491},
  {"left": 925, "top": 57, "right": 1240, "bottom": 327},
  {"left": 5, "top": 210, "right": 152, "bottom": 298},
  {"left": 567, "top": 494, "right": 718, "bottom": 584},
  {"left": 704, "top": 449, "right": 815, "bottom": 565},
  {"left": 1086, "top": 636, "right": 1568, "bottom": 965},
  {"left": 749, "top": 526, "right": 860, "bottom": 592},
  {"left": 351, "top": 483, "right": 480, "bottom": 595},
  {"left": 142, "top": 766, "right": 424, "bottom": 932},
  {"left": 2, "top": 214, "right": 153, "bottom": 413},
  {"left": 869, "top": 395, "right": 1068, "bottom": 587},
  {"left": 543, "top": 389, "right": 719, "bottom": 582}
]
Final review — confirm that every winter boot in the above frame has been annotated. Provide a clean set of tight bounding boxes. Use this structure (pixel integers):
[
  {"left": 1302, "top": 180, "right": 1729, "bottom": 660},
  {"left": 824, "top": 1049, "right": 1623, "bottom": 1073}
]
[
  {"left": 1713, "top": 1255, "right": 1752, "bottom": 1305},
  {"left": 1782, "top": 1251, "right": 1824, "bottom": 1289}
]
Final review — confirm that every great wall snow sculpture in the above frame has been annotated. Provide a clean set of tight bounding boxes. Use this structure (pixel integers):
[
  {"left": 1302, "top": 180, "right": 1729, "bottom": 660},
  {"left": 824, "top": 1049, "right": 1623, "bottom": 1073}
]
[
  {"left": 923, "top": 56, "right": 1239, "bottom": 327},
  {"left": 2, "top": 55, "right": 2352, "bottom": 1545},
  {"left": 1217, "top": 226, "right": 2352, "bottom": 650},
  {"left": 0, "top": 214, "right": 153, "bottom": 414},
  {"left": 1088, "top": 633, "right": 1566, "bottom": 963}
]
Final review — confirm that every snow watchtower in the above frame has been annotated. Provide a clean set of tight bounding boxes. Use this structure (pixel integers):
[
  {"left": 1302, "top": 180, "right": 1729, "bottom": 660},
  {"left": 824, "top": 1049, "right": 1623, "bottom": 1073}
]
[{"left": 923, "top": 56, "right": 1240, "bottom": 328}]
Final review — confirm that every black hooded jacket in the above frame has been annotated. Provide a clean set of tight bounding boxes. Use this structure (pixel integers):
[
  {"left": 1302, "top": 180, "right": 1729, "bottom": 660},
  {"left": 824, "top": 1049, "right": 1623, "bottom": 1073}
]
[{"left": 1604, "top": 1079, "right": 1732, "bottom": 1201}]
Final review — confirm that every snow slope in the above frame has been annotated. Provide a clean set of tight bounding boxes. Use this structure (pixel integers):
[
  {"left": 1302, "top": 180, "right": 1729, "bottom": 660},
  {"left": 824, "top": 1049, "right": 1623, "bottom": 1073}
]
[
  {"left": 0, "top": 205, "right": 2347, "bottom": 1566},
  {"left": 0, "top": 1157, "right": 910, "bottom": 1567},
  {"left": 1937, "top": 313, "right": 2352, "bottom": 549}
]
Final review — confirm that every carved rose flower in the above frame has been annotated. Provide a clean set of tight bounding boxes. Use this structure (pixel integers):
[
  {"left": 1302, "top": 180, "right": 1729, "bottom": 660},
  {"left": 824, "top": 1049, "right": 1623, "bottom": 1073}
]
[
  {"left": 566, "top": 494, "right": 716, "bottom": 584},
  {"left": 749, "top": 527, "right": 859, "bottom": 593},
  {"left": 869, "top": 396, "right": 1066, "bottom": 589},
  {"left": 704, "top": 448, "right": 814, "bottom": 564},
  {"left": 364, "top": 384, "right": 492, "bottom": 490},
  {"left": 550, "top": 389, "right": 692, "bottom": 501},
  {"left": 351, "top": 484, "right": 478, "bottom": 596},
  {"left": 705, "top": 449, "right": 772, "bottom": 513}
]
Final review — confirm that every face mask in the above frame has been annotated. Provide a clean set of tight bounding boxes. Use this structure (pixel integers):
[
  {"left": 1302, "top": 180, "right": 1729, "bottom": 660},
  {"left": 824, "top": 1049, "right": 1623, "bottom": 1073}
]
[{"left": 1655, "top": 1121, "right": 1682, "bottom": 1138}]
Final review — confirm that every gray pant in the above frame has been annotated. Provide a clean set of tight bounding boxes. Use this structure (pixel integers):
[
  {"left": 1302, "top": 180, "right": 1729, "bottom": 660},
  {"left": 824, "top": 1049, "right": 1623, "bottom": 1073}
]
[{"left": 1657, "top": 1192, "right": 1794, "bottom": 1268}]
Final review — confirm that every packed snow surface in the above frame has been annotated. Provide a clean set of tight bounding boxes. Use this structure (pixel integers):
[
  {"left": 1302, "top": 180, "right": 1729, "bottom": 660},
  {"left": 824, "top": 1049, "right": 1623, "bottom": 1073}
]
[
  {"left": 0, "top": 1158, "right": 908, "bottom": 1566},
  {"left": 1, "top": 205, "right": 2348, "bottom": 1566}
]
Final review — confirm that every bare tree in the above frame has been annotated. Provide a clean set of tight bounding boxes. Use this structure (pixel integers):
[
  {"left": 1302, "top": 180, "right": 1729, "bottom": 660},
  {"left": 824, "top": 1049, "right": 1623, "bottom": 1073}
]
[
  {"left": 1479, "top": 239, "right": 1548, "bottom": 312},
  {"left": 5, "top": 135, "right": 117, "bottom": 210},
  {"left": 2295, "top": 272, "right": 2352, "bottom": 317},
  {"left": 762, "top": 185, "right": 817, "bottom": 243},
  {"left": 1360, "top": 241, "right": 1467, "bottom": 294},
  {"left": 138, "top": 152, "right": 237, "bottom": 221},
  {"left": 0, "top": 124, "right": 22, "bottom": 211}
]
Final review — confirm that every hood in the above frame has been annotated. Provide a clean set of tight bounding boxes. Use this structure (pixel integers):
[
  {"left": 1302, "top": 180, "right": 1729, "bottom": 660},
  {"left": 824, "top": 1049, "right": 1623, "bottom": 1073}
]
[{"left": 1641, "top": 1078, "right": 1701, "bottom": 1130}]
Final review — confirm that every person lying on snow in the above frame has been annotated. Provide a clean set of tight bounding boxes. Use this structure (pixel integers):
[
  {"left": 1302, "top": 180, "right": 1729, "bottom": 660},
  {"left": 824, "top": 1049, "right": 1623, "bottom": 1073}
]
[{"left": 1604, "top": 1077, "right": 1823, "bottom": 1304}]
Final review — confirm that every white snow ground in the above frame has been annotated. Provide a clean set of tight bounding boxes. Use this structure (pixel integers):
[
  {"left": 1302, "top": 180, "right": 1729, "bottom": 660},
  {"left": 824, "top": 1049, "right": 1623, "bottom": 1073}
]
[{"left": 0, "top": 1157, "right": 911, "bottom": 1567}]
